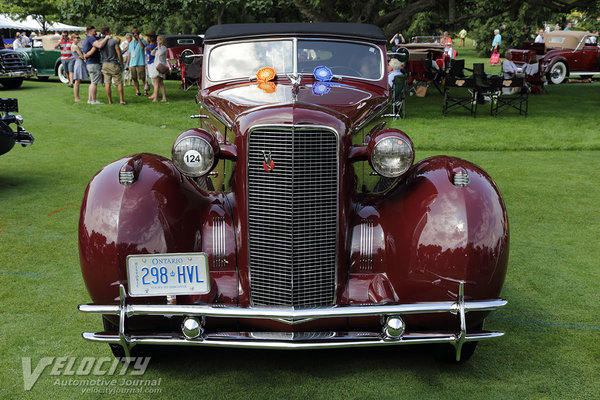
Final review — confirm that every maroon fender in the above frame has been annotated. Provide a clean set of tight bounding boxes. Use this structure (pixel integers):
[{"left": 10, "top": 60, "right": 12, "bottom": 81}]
[
  {"left": 350, "top": 155, "right": 509, "bottom": 310},
  {"left": 78, "top": 153, "right": 237, "bottom": 305}
]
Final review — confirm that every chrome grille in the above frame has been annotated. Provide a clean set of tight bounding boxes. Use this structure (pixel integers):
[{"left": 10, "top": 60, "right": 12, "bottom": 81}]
[
  {"left": 247, "top": 126, "right": 338, "bottom": 307},
  {"left": 1, "top": 52, "right": 28, "bottom": 71}
]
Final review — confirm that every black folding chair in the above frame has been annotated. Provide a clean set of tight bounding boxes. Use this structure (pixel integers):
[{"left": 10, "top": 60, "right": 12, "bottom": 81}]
[
  {"left": 443, "top": 76, "right": 477, "bottom": 116},
  {"left": 392, "top": 74, "right": 408, "bottom": 119},
  {"left": 491, "top": 77, "right": 528, "bottom": 116},
  {"left": 472, "top": 63, "right": 502, "bottom": 116}
]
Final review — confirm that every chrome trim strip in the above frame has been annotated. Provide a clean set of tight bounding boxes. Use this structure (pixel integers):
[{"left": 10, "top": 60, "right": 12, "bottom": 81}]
[
  {"left": 82, "top": 330, "right": 504, "bottom": 350},
  {"left": 212, "top": 216, "right": 227, "bottom": 268},
  {"left": 359, "top": 218, "right": 374, "bottom": 270},
  {"left": 80, "top": 298, "right": 507, "bottom": 321},
  {"left": 197, "top": 99, "right": 233, "bottom": 129}
]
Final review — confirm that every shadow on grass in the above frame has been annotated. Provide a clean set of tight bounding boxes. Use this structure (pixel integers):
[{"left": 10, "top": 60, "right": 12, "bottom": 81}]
[{"left": 129, "top": 342, "right": 467, "bottom": 373}]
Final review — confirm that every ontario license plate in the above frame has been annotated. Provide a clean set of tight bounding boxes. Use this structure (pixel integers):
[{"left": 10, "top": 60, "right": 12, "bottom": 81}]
[{"left": 126, "top": 253, "right": 209, "bottom": 296}]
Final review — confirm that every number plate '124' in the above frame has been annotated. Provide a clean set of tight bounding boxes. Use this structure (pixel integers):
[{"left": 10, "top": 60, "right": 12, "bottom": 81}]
[{"left": 126, "top": 253, "right": 210, "bottom": 296}]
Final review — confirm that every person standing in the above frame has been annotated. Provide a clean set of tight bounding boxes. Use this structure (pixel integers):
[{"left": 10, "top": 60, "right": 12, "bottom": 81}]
[
  {"left": 564, "top": 22, "right": 572, "bottom": 31},
  {"left": 534, "top": 29, "right": 544, "bottom": 43},
  {"left": 127, "top": 28, "right": 147, "bottom": 96},
  {"left": 120, "top": 33, "right": 132, "bottom": 85},
  {"left": 144, "top": 30, "right": 157, "bottom": 97},
  {"left": 150, "top": 35, "right": 168, "bottom": 102},
  {"left": 440, "top": 31, "right": 454, "bottom": 59},
  {"left": 94, "top": 26, "right": 126, "bottom": 105},
  {"left": 491, "top": 29, "right": 502, "bottom": 53},
  {"left": 54, "top": 31, "right": 75, "bottom": 86},
  {"left": 70, "top": 33, "right": 88, "bottom": 102},
  {"left": 458, "top": 28, "right": 467, "bottom": 47},
  {"left": 83, "top": 26, "right": 102, "bottom": 104},
  {"left": 389, "top": 32, "right": 405, "bottom": 52},
  {"left": 12, "top": 33, "right": 23, "bottom": 49}
]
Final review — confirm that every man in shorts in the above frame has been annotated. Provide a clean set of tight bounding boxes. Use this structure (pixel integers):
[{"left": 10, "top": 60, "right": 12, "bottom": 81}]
[
  {"left": 83, "top": 26, "right": 102, "bottom": 104},
  {"left": 54, "top": 31, "right": 74, "bottom": 86},
  {"left": 128, "top": 28, "right": 147, "bottom": 96},
  {"left": 94, "top": 26, "right": 126, "bottom": 105}
]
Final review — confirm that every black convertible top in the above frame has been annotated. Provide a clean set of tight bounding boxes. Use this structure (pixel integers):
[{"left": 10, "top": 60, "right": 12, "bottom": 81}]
[{"left": 204, "top": 23, "right": 386, "bottom": 44}]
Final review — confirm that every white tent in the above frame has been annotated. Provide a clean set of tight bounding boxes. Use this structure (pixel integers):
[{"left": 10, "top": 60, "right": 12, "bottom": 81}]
[
  {"left": 0, "top": 14, "right": 85, "bottom": 33},
  {"left": 0, "top": 14, "right": 30, "bottom": 30}
]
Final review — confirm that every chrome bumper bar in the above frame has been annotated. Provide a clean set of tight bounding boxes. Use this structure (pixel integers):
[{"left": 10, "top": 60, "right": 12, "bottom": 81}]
[{"left": 79, "top": 282, "right": 507, "bottom": 361}]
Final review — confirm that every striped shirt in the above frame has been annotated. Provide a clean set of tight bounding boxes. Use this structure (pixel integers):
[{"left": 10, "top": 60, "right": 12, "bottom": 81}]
[{"left": 58, "top": 39, "right": 74, "bottom": 61}]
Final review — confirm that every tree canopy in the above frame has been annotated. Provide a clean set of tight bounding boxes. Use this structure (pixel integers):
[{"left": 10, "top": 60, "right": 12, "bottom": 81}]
[{"left": 2, "top": 0, "right": 598, "bottom": 54}]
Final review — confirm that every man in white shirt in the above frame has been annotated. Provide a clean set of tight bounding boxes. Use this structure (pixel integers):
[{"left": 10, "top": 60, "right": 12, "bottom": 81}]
[{"left": 534, "top": 29, "right": 544, "bottom": 43}]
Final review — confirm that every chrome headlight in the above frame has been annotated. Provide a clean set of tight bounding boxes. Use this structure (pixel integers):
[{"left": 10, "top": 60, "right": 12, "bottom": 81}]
[
  {"left": 369, "top": 131, "right": 414, "bottom": 178},
  {"left": 172, "top": 130, "right": 219, "bottom": 177}
]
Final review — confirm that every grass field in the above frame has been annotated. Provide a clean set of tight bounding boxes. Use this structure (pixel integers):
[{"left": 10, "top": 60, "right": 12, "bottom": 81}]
[{"left": 1, "top": 62, "right": 599, "bottom": 400}]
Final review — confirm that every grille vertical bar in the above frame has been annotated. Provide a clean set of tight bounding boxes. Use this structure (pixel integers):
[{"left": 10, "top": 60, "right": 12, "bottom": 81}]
[{"left": 247, "top": 126, "right": 338, "bottom": 307}]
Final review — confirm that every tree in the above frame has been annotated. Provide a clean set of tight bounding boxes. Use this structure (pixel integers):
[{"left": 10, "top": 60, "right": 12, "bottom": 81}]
[{"left": 1, "top": 0, "right": 62, "bottom": 33}]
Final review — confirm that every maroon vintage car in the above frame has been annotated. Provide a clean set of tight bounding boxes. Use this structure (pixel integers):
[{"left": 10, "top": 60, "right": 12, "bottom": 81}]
[
  {"left": 78, "top": 23, "right": 509, "bottom": 362},
  {"left": 508, "top": 30, "right": 599, "bottom": 84}
]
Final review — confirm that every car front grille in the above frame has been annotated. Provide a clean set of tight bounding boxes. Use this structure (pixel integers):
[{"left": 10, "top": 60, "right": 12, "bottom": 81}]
[
  {"left": 247, "top": 126, "right": 338, "bottom": 307},
  {"left": 1, "top": 52, "right": 28, "bottom": 72}
]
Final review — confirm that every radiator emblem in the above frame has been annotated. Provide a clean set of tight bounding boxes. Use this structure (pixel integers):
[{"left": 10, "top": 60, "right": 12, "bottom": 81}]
[{"left": 261, "top": 150, "right": 275, "bottom": 172}]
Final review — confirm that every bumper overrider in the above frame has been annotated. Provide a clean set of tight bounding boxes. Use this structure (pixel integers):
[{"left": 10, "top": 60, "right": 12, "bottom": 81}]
[{"left": 79, "top": 282, "right": 507, "bottom": 361}]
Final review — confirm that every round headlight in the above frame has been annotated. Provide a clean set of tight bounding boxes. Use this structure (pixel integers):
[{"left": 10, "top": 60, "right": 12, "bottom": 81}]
[
  {"left": 370, "top": 135, "right": 414, "bottom": 178},
  {"left": 172, "top": 136, "right": 215, "bottom": 177}
]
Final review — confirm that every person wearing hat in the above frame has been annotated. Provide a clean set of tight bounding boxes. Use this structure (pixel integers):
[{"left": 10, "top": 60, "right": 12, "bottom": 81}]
[{"left": 128, "top": 28, "right": 147, "bottom": 96}]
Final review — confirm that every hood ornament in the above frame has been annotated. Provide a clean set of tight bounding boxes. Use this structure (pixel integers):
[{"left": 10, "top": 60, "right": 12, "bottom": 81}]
[{"left": 261, "top": 150, "right": 275, "bottom": 172}]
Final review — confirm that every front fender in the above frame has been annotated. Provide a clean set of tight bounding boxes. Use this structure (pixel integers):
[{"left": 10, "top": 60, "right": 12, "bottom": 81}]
[
  {"left": 543, "top": 55, "right": 569, "bottom": 75},
  {"left": 79, "top": 153, "right": 235, "bottom": 305},
  {"left": 351, "top": 156, "right": 509, "bottom": 304}
]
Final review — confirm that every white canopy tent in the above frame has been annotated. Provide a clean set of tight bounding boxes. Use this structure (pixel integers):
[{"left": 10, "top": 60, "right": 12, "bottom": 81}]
[
  {"left": 0, "top": 14, "right": 31, "bottom": 30},
  {"left": 0, "top": 14, "right": 85, "bottom": 33}
]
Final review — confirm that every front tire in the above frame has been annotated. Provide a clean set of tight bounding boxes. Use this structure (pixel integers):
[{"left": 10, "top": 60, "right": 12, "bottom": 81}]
[
  {"left": 548, "top": 61, "right": 567, "bottom": 84},
  {"left": 57, "top": 63, "right": 69, "bottom": 84},
  {"left": 0, "top": 78, "right": 24, "bottom": 89}
]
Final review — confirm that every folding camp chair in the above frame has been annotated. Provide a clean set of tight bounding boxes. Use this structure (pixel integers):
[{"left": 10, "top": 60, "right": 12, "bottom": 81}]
[
  {"left": 442, "top": 75, "right": 477, "bottom": 116},
  {"left": 180, "top": 57, "right": 202, "bottom": 91},
  {"left": 491, "top": 77, "right": 528, "bottom": 116},
  {"left": 442, "top": 60, "right": 477, "bottom": 116},
  {"left": 472, "top": 63, "right": 502, "bottom": 116},
  {"left": 392, "top": 74, "right": 408, "bottom": 118}
]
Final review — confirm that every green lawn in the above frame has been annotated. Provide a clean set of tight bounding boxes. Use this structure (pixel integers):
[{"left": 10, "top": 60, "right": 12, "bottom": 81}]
[{"left": 0, "top": 73, "right": 599, "bottom": 399}]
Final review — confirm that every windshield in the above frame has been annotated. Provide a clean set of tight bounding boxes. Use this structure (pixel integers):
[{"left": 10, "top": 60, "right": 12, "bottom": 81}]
[
  {"left": 207, "top": 39, "right": 383, "bottom": 82},
  {"left": 208, "top": 40, "right": 294, "bottom": 81}
]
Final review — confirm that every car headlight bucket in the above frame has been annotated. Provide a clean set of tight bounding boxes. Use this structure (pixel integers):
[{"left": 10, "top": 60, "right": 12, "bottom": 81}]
[
  {"left": 172, "top": 129, "right": 219, "bottom": 177},
  {"left": 368, "top": 130, "right": 414, "bottom": 178}
]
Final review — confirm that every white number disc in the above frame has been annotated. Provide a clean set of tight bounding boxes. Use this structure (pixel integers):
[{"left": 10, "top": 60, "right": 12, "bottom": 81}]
[{"left": 183, "top": 150, "right": 202, "bottom": 167}]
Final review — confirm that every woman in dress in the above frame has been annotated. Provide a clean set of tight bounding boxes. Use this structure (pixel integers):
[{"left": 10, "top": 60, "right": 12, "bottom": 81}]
[
  {"left": 71, "top": 33, "right": 88, "bottom": 102},
  {"left": 149, "top": 35, "right": 168, "bottom": 102}
]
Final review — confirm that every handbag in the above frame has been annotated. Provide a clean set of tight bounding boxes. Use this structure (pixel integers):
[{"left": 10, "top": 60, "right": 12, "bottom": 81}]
[
  {"left": 155, "top": 63, "right": 168, "bottom": 74},
  {"left": 489, "top": 51, "right": 500, "bottom": 64}
]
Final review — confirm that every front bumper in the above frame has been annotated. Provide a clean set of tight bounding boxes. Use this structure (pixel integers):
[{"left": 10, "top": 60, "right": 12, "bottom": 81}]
[{"left": 79, "top": 282, "right": 507, "bottom": 361}]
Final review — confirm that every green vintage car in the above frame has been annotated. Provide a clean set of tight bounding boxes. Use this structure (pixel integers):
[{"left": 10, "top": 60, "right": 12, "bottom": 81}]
[{"left": 16, "top": 35, "right": 68, "bottom": 83}]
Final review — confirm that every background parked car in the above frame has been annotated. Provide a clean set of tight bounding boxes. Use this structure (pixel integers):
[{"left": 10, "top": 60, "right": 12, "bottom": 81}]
[
  {"left": 16, "top": 35, "right": 68, "bottom": 83},
  {"left": 164, "top": 34, "right": 203, "bottom": 78},
  {"left": 0, "top": 36, "right": 36, "bottom": 89},
  {"left": 0, "top": 98, "right": 34, "bottom": 156},
  {"left": 508, "top": 30, "right": 599, "bottom": 84}
]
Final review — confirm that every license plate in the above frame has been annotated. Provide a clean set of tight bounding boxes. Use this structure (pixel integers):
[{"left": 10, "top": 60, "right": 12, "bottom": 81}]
[{"left": 126, "top": 253, "right": 209, "bottom": 297}]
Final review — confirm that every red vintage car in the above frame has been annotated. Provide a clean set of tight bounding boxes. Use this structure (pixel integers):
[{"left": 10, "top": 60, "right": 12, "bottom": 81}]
[
  {"left": 508, "top": 30, "right": 599, "bottom": 84},
  {"left": 162, "top": 34, "right": 203, "bottom": 78},
  {"left": 78, "top": 23, "right": 509, "bottom": 362}
]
